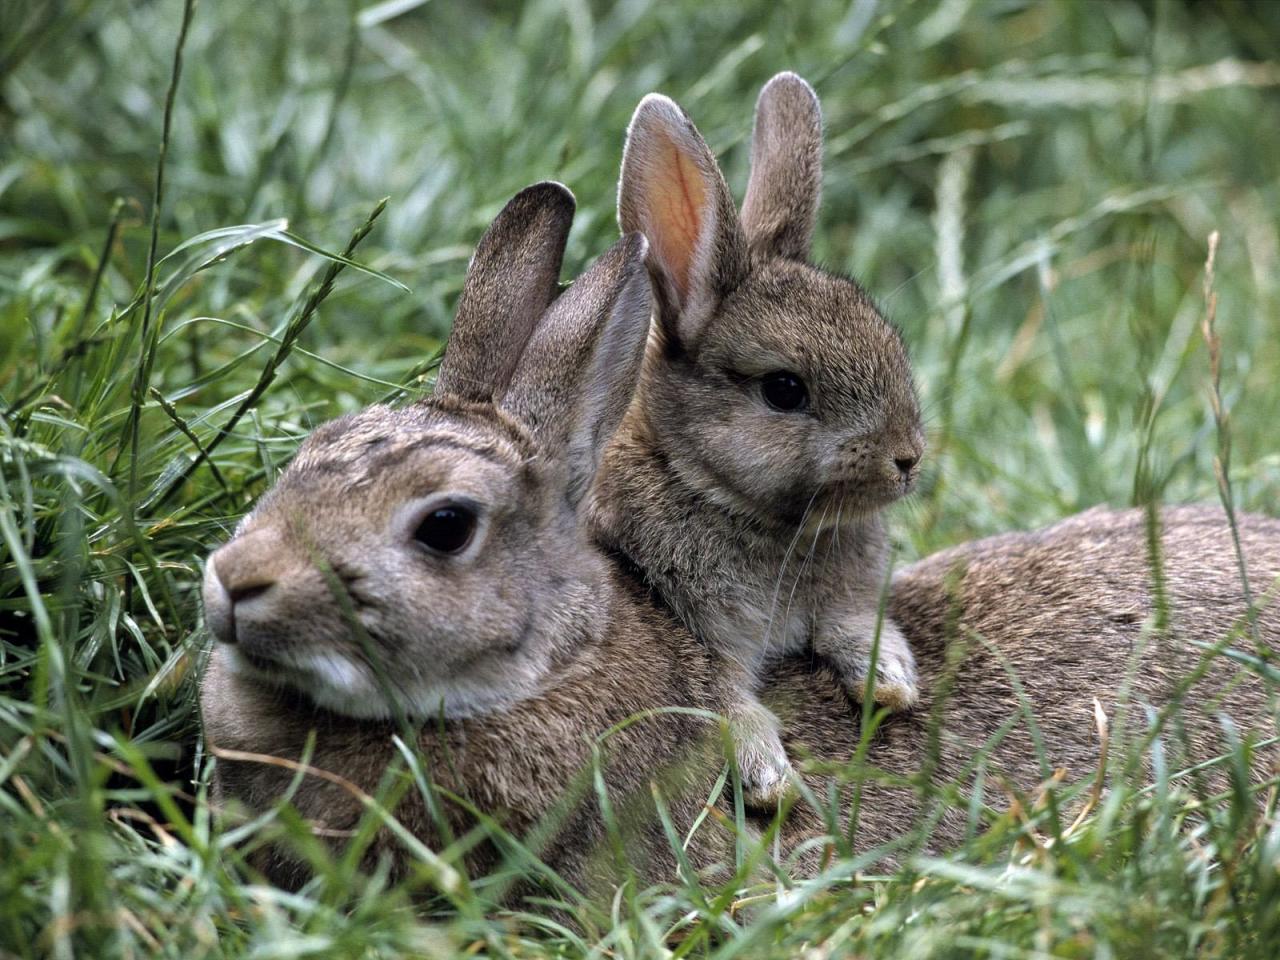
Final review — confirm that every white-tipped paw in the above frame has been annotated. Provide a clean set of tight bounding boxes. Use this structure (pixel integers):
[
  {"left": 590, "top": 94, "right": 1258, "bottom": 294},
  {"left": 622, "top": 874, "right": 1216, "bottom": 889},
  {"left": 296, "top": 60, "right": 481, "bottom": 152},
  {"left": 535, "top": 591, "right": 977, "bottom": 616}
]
[
  {"left": 847, "top": 644, "right": 919, "bottom": 711},
  {"left": 729, "top": 700, "right": 796, "bottom": 809}
]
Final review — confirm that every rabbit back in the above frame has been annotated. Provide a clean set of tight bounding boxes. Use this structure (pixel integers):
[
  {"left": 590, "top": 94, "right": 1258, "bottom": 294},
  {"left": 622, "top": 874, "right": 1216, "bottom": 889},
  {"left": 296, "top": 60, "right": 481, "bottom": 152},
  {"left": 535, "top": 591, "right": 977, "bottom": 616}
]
[{"left": 769, "top": 504, "right": 1280, "bottom": 865}]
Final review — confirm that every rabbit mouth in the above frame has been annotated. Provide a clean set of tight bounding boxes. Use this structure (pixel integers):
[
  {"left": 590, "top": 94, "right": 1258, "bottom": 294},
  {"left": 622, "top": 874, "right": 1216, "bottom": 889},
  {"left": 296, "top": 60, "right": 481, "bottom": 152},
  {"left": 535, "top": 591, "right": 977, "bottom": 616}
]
[
  {"left": 819, "top": 476, "right": 907, "bottom": 512},
  {"left": 228, "top": 643, "right": 381, "bottom": 710}
]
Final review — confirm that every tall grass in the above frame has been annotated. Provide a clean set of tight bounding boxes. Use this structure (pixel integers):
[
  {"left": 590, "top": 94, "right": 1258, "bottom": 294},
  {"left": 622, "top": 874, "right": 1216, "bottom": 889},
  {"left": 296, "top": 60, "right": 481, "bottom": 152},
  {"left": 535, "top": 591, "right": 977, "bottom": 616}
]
[{"left": 1, "top": 0, "right": 1278, "bottom": 956}]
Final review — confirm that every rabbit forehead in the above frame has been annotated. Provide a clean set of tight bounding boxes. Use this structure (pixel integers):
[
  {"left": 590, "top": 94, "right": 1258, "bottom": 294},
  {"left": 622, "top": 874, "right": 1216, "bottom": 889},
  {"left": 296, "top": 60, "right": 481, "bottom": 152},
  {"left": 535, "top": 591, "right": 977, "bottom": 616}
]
[
  {"left": 269, "top": 404, "right": 536, "bottom": 515},
  {"left": 702, "top": 262, "right": 916, "bottom": 409}
]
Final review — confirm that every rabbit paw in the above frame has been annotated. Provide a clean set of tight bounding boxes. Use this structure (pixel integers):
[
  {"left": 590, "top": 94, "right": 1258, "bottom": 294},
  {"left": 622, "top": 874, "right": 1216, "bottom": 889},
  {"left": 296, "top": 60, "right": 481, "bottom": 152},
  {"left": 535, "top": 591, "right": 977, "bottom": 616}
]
[
  {"left": 831, "top": 626, "right": 919, "bottom": 712},
  {"left": 729, "top": 701, "right": 796, "bottom": 809},
  {"left": 869, "top": 651, "right": 919, "bottom": 710}
]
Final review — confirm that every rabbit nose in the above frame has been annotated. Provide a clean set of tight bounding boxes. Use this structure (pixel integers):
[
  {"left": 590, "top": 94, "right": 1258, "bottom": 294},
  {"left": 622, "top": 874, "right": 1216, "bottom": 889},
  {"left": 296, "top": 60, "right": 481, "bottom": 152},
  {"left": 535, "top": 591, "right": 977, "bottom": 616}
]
[
  {"left": 226, "top": 579, "right": 273, "bottom": 606},
  {"left": 891, "top": 431, "right": 925, "bottom": 481},
  {"left": 203, "top": 528, "right": 286, "bottom": 644}
]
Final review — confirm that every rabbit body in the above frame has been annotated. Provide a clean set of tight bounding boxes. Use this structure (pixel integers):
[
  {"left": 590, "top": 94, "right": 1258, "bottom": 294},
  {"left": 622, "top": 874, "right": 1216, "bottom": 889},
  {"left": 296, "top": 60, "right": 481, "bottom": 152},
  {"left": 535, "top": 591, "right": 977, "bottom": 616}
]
[
  {"left": 589, "top": 74, "right": 924, "bottom": 804},
  {"left": 204, "top": 501, "right": 1280, "bottom": 890}
]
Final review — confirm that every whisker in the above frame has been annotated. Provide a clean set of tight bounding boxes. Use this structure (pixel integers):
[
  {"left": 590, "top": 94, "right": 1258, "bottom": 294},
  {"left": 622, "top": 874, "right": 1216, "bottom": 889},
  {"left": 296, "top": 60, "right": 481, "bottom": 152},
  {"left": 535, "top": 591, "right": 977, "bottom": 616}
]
[
  {"left": 832, "top": 493, "right": 845, "bottom": 555},
  {"left": 762, "top": 489, "right": 821, "bottom": 653},
  {"left": 778, "top": 498, "right": 829, "bottom": 656}
]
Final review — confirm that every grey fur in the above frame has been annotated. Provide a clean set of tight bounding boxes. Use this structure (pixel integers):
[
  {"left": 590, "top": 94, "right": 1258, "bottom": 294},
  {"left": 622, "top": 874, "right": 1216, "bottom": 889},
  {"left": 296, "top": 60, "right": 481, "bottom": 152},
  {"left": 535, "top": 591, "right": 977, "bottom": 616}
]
[
  {"left": 598, "top": 73, "right": 925, "bottom": 803},
  {"left": 502, "top": 232, "right": 653, "bottom": 507}
]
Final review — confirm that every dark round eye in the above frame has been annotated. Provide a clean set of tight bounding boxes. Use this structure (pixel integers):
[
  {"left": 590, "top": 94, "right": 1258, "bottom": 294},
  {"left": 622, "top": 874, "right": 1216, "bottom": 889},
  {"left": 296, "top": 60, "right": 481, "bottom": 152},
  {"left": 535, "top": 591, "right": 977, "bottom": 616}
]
[
  {"left": 413, "top": 505, "right": 476, "bottom": 555},
  {"left": 760, "top": 370, "right": 809, "bottom": 412}
]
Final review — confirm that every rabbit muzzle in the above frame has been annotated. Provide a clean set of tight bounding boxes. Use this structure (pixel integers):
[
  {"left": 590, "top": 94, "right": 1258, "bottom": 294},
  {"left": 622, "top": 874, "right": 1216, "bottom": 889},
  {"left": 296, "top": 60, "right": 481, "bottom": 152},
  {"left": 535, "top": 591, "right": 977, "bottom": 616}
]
[
  {"left": 202, "top": 527, "right": 347, "bottom": 679},
  {"left": 822, "top": 434, "right": 923, "bottom": 510},
  {"left": 205, "top": 527, "right": 287, "bottom": 644}
]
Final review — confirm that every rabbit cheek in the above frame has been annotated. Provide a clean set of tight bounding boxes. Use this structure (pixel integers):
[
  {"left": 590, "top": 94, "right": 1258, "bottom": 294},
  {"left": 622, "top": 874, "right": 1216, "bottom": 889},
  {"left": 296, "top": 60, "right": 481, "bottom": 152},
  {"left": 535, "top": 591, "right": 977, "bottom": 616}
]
[
  {"left": 702, "top": 413, "right": 814, "bottom": 512},
  {"left": 368, "top": 566, "right": 541, "bottom": 718}
]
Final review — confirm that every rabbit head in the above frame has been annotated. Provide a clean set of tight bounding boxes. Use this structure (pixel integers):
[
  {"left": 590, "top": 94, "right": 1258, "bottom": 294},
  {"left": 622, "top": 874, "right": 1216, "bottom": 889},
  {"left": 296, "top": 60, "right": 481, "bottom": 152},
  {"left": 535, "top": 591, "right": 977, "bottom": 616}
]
[
  {"left": 202, "top": 183, "right": 652, "bottom": 722},
  {"left": 617, "top": 73, "right": 923, "bottom": 526}
]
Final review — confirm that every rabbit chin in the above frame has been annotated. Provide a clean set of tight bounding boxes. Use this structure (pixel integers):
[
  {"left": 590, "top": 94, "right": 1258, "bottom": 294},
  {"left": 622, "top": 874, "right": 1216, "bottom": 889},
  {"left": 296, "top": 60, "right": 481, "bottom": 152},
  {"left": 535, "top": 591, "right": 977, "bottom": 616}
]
[{"left": 224, "top": 644, "right": 541, "bottom": 722}]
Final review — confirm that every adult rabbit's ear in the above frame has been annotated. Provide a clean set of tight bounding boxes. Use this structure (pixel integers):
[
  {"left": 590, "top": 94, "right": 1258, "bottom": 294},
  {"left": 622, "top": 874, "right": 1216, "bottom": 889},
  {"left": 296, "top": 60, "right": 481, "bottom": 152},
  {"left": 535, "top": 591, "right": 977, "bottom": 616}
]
[
  {"left": 740, "top": 71, "right": 823, "bottom": 262},
  {"left": 618, "top": 93, "right": 748, "bottom": 350},
  {"left": 435, "top": 182, "right": 576, "bottom": 403},
  {"left": 501, "top": 233, "right": 652, "bottom": 505}
]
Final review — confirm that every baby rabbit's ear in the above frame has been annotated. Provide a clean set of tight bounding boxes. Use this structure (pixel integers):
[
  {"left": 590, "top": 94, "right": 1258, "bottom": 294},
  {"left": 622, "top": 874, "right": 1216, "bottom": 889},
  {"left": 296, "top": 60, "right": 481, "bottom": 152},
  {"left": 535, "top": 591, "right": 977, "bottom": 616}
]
[
  {"left": 618, "top": 94, "right": 748, "bottom": 349},
  {"left": 501, "top": 232, "right": 652, "bottom": 504},
  {"left": 740, "top": 71, "right": 823, "bottom": 262},
  {"left": 435, "top": 182, "right": 576, "bottom": 403}
]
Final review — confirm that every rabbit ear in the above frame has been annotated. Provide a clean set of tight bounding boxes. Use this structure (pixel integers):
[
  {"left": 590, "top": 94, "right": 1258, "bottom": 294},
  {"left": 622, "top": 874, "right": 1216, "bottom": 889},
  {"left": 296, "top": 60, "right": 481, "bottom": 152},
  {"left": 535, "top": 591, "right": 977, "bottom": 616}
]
[
  {"left": 501, "top": 232, "right": 652, "bottom": 504},
  {"left": 618, "top": 94, "right": 748, "bottom": 348},
  {"left": 435, "top": 182, "right": 576, "bottom": 402},
  {"left": 740, "top": 72, "right": 823, "bottom": 262}
]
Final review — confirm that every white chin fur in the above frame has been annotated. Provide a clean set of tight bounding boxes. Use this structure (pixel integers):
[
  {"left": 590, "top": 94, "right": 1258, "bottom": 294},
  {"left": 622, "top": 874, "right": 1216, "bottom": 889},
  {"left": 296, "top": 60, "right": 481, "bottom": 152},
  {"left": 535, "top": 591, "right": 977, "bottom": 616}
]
[{"left": 226, "top": 646, "right": 539, "bottom": 722}]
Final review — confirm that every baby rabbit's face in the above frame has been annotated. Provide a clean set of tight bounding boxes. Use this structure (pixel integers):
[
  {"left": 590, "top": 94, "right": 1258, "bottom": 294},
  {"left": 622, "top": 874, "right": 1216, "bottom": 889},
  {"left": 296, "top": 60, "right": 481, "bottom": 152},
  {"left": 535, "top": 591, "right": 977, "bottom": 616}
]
[
  {"left": 615, "top": 75, "right": 926, "bottom": 532},
  {"left": 202, "top": 403, "right": 585, "bottom": 721},
  {"left": 647, "top": 259, "right": 923, "bottom": 528}
]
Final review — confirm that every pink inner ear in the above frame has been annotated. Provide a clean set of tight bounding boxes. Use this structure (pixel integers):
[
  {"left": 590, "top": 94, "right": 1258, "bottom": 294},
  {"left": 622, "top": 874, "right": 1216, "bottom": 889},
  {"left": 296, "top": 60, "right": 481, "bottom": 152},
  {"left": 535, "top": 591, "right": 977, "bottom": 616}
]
[{"left": 646, "top": 131, "right": 708, "bottom": 305}]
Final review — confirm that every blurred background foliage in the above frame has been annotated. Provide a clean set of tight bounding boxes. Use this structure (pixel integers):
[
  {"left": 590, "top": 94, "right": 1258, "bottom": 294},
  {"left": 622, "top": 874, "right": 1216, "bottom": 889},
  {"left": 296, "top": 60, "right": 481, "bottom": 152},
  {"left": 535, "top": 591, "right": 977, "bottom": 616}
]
[
  {"left": 5, "top": 0, "right": 1279, "bottom": 548},
  {"left": 1, "top": 0, "right": 1279, "bottom": 955}
]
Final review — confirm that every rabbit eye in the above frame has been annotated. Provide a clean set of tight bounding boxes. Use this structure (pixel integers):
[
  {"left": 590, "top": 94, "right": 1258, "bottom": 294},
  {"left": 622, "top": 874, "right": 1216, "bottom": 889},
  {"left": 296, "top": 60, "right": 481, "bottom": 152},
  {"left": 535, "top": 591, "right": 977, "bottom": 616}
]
[
  {"left": 413, "top": 505, "right": 476, "bottom": 555},
  {"left": 760, "top": 370, "right": 809, "bottom": 412}
]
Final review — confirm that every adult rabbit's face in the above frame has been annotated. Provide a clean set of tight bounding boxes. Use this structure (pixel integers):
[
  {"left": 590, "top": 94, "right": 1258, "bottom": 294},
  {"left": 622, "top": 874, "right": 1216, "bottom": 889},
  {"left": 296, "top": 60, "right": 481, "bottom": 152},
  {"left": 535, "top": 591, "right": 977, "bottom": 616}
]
[{"left": 202, "top": 402, "right": 588, "bottom": 721}]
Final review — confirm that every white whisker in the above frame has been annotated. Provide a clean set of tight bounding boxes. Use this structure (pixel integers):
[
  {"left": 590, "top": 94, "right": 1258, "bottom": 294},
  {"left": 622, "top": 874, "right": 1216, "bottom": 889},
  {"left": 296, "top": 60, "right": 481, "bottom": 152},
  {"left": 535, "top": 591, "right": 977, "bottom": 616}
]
[
  {"left": 778, "top": 498, "right": 829, "bottom": 657},
  {"left": 762, "top": 489, "right": 821, "bottom": 655}
]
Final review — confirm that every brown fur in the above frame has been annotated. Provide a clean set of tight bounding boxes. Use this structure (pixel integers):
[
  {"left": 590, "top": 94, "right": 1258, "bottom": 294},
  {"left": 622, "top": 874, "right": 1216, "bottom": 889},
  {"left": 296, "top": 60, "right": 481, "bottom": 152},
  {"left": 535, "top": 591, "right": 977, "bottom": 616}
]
[
  {"left": 435, "top": 184, "right": 575, "bottom": 402},
  {"left": 201, "top": 184, "right": 653, "bottom": 727},
  {"left": 200, "top": 180, "right": 724, "bottom": 896},
  {"left": 776, "top": 505, "right": 1279, "bottom": 863},
  {"left": 204, "top": 505, "right": 1279, "bottom": 891},
  {"left": 202, "top": 575, "right": 731, "bottom": 897},
  {"left": 199, "top": 159, "right": 1278, "bottom": 902}
]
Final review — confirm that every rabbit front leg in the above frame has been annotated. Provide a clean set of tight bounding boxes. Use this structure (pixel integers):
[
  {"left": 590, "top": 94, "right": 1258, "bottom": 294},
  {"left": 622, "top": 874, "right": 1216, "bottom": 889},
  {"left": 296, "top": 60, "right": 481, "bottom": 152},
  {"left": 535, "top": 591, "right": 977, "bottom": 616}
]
[
  {"left": 719, "top": 657, "right": 795, "bottom": 808},
  {"left": 814, "top": 605, "right": 919, "bottom": 711}
]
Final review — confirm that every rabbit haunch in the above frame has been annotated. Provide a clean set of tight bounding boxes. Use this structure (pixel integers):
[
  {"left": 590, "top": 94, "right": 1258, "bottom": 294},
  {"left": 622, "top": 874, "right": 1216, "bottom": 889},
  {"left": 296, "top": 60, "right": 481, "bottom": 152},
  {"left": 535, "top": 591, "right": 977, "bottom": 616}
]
[{"left": 589, "top": 72, "right": 925, "bottom": 805}]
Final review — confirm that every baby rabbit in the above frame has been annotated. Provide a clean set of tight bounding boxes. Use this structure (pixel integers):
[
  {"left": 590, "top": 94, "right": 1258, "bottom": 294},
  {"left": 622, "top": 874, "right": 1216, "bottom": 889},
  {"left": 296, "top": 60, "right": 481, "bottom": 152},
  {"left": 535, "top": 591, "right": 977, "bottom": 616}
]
[{"left": 589, "top": 72, "right": 924, "bottom": 805}]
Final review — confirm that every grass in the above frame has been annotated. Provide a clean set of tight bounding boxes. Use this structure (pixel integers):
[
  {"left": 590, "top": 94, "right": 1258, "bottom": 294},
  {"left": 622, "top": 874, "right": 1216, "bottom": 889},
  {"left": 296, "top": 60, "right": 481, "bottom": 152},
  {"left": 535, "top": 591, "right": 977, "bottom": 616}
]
[{"left": 2, "top": 0, "right": 1279, "bottom": 955}]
